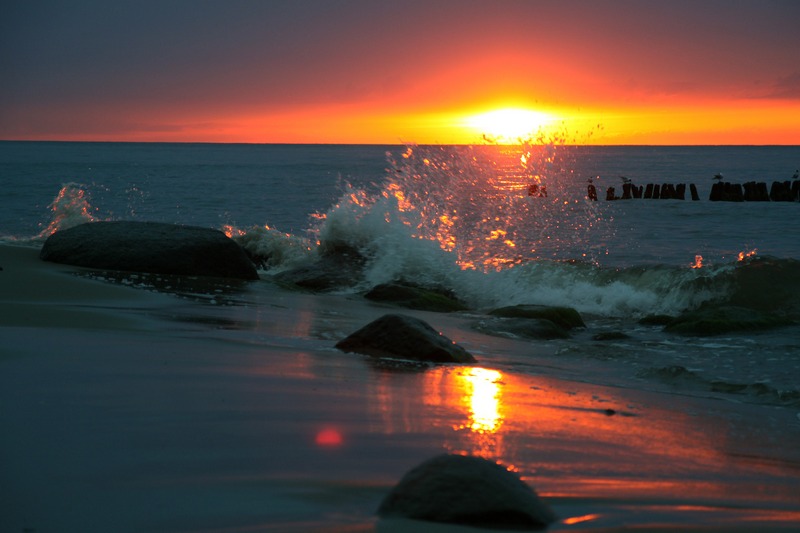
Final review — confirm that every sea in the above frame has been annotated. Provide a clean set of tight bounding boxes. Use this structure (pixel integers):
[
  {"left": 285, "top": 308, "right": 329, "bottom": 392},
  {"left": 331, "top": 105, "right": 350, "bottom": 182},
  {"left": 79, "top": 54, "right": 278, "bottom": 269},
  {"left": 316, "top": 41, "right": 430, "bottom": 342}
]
[
  {"left": 2, "top": 141, "right": 800, "bottom": 530},
  {"left": 2, "top": 141, "right": 799, "bottom": 396}
]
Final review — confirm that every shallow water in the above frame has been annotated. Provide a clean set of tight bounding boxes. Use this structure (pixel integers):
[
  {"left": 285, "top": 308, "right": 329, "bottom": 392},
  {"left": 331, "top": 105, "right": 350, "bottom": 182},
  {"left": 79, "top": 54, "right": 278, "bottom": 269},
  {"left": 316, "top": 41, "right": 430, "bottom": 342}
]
[{"left": 2, "top": 268, "right": 799, "bottom": 531}]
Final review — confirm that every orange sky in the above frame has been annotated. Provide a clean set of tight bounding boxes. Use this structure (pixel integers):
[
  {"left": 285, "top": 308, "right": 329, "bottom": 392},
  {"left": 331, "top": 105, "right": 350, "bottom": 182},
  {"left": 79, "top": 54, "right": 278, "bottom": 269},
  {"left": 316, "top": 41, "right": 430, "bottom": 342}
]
[{"left": 2, "top": 1, "right": 799, "bottom": 144}]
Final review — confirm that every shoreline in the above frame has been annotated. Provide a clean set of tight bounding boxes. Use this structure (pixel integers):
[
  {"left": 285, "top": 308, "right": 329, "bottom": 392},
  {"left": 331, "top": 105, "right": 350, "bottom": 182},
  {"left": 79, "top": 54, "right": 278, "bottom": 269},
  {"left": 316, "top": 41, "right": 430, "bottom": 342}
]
[
  {"left": 1, "top": 243, "right": 799, "bottom": 531},
  {"left": 0, "top": 243, "right": 176, "bottom": 331}
]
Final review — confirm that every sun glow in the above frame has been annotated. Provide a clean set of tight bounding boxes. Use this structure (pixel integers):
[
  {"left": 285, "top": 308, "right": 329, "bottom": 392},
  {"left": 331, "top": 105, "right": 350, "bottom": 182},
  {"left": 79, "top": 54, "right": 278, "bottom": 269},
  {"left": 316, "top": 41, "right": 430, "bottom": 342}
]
[{"left": 465, "top": 107, "right": 555, "bottom": 143}]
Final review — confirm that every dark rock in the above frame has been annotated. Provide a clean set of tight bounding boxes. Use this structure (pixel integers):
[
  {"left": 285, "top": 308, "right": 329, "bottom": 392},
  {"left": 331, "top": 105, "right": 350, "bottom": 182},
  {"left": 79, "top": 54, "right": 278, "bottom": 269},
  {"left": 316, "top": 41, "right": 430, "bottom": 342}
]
[
  {"left": 335, "top": 314, "right": 475, "bottom": 363},
  {"left": 377, "top": 454, "right": 556, "bottom": 529},
  {"left": 271, "top": 260, "right": 358, "bottom": 292},
  {"left": 364, "top": 282, "right": 468, "bottom": 312},
  {"left": 592, "top": 331, "right": 630, "bottom": 341},
  {"left": 473, "top": 317, "right": 569, "bottom": 340},
  {"left": 621, "top": 183, "right": 632, "bottom": 199},
  {"left": 605, "top": 186, "right": 617, "bottom": 201},
  {"left": 639, "top": 365, "right": 704, "bottom": 384},
  {"left": 652, "top": 184, "right": 661, "bottom": 199},
  {"left": 643, "top": 183, "right": 654, "bottom": 199},
  {"left": 792, "top": 180, "right": 800, "bottom": 201},
  {"left": 674, "top": 183, "right": 686, "bottom": 200},
  {"left": 587, "top": 183, "right": 598, "bottom": 201},
  {"left": 664, "top": 305, "right": 793, "bottom": 336},
  {"left": 39, "top": 221, "right": 259, "bottom": 280},
  {"left": 488, "top": 304, "right": 585, "bottom": 329},
  {"left": 638, "top": 314, "right": 675, "bottom": 326},
  {"left": 271, "top": 242, "right": 366, "bottom": 292}
]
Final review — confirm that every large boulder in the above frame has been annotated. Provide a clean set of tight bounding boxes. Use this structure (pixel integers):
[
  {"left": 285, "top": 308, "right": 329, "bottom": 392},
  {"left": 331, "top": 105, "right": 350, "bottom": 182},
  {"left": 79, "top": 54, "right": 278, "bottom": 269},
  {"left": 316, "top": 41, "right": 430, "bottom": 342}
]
[
  {"left": 335, "top": 314, "right": 475, "bottom": 363},
  {"left": 377, "top": 454, "right": 556, "bottom": 529},
  {"left": 40, "top": 221, "right": 259, "bottom": 280}
]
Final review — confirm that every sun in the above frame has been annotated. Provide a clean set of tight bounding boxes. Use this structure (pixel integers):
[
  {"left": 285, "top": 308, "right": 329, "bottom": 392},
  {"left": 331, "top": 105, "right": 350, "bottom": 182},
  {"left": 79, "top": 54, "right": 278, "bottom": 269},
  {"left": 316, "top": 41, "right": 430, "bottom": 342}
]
[{"left": 465, "top": 107, "right": 554, "bottom": 143}]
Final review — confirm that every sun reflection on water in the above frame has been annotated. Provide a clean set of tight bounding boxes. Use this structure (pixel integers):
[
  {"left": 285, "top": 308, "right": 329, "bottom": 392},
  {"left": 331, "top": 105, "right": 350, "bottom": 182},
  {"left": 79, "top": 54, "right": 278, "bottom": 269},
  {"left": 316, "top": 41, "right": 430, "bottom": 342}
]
[{"left": 456, "top": 367, "right": 504, "bottom": 434}]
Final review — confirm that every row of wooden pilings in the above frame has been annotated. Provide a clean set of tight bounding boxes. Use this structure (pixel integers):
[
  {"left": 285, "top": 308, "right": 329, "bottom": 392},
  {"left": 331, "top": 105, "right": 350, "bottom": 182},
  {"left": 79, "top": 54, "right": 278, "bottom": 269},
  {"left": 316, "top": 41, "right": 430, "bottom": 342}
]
[
  {"left": 586, "top": 181, "right": 800, "bottom": 202},
  {"left": 589, "top": 183, "right": 699, "bottom": 201},
  {"left": 709, "top": 180, "right": 800, "bottom": 202}
]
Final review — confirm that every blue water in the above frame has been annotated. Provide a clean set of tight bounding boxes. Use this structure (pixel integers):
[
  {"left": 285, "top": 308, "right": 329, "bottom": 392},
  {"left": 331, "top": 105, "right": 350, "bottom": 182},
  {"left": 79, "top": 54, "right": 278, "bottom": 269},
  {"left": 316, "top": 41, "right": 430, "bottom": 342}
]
[
  {"left": 2, "top": 140, "right": 799, "bottom": 400},
  {"left": 2, "top": 142, "right": 798, "bottom": 264}
]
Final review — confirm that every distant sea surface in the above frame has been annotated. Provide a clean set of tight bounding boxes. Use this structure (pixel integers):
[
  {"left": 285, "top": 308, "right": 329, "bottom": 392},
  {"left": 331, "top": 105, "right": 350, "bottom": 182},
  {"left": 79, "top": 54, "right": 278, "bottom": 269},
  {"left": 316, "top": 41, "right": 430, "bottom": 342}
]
[{"left": 2, "top": 141, "right": 799, "bottom": 402}]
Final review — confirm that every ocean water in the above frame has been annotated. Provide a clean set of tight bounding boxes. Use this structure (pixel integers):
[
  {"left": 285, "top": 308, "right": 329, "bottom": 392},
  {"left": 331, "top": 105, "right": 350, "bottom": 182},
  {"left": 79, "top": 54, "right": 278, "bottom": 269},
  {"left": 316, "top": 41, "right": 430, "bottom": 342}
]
[
  {"left": 2, "top": 141, "right": 799, "bottom": 401},
  {"left": 3, "top": 141, "right": 800, "bottom": 530}
]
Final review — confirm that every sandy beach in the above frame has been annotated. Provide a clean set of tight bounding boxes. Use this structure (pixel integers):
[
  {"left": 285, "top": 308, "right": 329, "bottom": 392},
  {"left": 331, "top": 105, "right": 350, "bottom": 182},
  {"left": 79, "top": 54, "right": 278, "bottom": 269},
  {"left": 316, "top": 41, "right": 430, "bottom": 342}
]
[{"left": 2, "top": 243, "right": 799, "bottom": 532}]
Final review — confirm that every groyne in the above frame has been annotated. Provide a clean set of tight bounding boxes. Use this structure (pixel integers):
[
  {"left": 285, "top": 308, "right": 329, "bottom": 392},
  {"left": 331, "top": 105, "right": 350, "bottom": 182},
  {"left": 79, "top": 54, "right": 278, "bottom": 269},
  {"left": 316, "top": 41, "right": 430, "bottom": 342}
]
[{"left": 586, "top": 180, "right": 799, "bottom": 202}]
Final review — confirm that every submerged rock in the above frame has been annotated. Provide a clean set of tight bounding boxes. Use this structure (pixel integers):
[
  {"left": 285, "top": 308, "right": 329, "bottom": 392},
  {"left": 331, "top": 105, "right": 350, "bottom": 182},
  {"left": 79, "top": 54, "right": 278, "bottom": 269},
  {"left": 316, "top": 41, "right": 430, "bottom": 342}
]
[
  {"left": 664, "top": 305, "right": 793, "bottom": 336},
  {"left": 271, "top": 260, "right": 358, "bottom": 292},
  {"left": 488, "top": 304, "right": 585, "bottom": 329},
  {"left": 271, "top": 242, "right": 365, "bottom": 292},
  {"left": 592, "top": 330, "right": 630, "bottom": 341},
  {"left": 335, "top": 313, "right": 475, "bottom": 363},
  {"left": 40, "top": 221, "right": 259, "bottom": 280},
  {"left": 473, "top": 317, "right": 570, "bottom": 340},
  {"left": 638, "top": 314, "right": 675, "bottom": 326},
  {"left": 378, "top": 454, "right": 556, "bottom": 529},
  {"left": 639, "top": 365, "right": 800, "bottom": 407},
  {"left": 364, "top": 281, "right": 468, "bottom": 312}
]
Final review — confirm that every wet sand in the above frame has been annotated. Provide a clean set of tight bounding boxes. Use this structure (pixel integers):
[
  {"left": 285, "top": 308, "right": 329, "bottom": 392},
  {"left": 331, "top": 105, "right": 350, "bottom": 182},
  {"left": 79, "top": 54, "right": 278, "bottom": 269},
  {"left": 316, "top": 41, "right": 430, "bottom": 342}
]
[{"left": 1, "top": 243, "right": 799, "bottom": 532}]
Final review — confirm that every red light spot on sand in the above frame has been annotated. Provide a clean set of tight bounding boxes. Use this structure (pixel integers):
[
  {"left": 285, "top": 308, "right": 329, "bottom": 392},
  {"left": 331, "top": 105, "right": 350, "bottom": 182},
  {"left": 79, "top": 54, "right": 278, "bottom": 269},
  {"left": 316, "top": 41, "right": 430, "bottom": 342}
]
[{"left": 315, "top": 427, "right": 344, "bottom": 447}]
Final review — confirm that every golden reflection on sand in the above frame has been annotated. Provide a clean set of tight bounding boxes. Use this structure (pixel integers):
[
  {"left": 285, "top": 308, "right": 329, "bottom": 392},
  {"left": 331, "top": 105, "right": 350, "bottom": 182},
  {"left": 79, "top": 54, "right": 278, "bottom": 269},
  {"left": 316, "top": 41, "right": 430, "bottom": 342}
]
[
  {"left": 364, "top": 363, "right": 799, "bottom": 509},
  {"left": 449, "top": 367, "right": 506, "bottom": 459},
  {"left": 456, "top": 367, "right": 503, "bottom": 434}
]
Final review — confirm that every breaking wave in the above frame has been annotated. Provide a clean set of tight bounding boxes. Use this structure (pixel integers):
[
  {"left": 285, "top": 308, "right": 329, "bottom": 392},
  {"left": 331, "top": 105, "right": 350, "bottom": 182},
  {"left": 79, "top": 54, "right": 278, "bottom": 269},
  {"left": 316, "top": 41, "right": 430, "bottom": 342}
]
[
  {"left": 23, "top": 146, "right": 800, "bottom": 320},
  {"left": 230, "top": 145, "right": 800, "bottom": 319}
]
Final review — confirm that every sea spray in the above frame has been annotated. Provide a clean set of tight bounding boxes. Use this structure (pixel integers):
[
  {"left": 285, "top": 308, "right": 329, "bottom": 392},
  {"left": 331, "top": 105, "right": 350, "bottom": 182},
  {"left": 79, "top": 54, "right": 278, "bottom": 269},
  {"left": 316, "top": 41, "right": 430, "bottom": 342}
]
[
  {"left": 377, "top": 144, "right": 613, "bottom": 270},
  {"left": 36, "top": 182, "right": 98, "bottom": 239},
  {"left": 230, "top": 224, "right": 314, "bottom": 272},
  {"left": 23, "top": 146, "right": 799, "bottom": 321},
  {"left": 235, "top": 144, "right": 741, "bottom": 317}
]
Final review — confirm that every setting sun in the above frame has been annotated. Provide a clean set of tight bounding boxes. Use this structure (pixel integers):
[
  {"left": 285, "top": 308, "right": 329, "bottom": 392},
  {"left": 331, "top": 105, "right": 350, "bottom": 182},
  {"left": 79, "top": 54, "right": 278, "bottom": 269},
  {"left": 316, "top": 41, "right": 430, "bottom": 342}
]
[{"left": 465, "top": 108, "right": 555, "bottom": 143}]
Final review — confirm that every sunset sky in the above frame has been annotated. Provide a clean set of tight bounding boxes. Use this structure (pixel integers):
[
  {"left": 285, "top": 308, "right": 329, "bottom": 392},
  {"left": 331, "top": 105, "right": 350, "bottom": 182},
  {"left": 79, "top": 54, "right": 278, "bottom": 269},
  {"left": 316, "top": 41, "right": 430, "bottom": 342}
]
[{"left": 2, "top": 0, "right": 799, "bottom": 144}]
